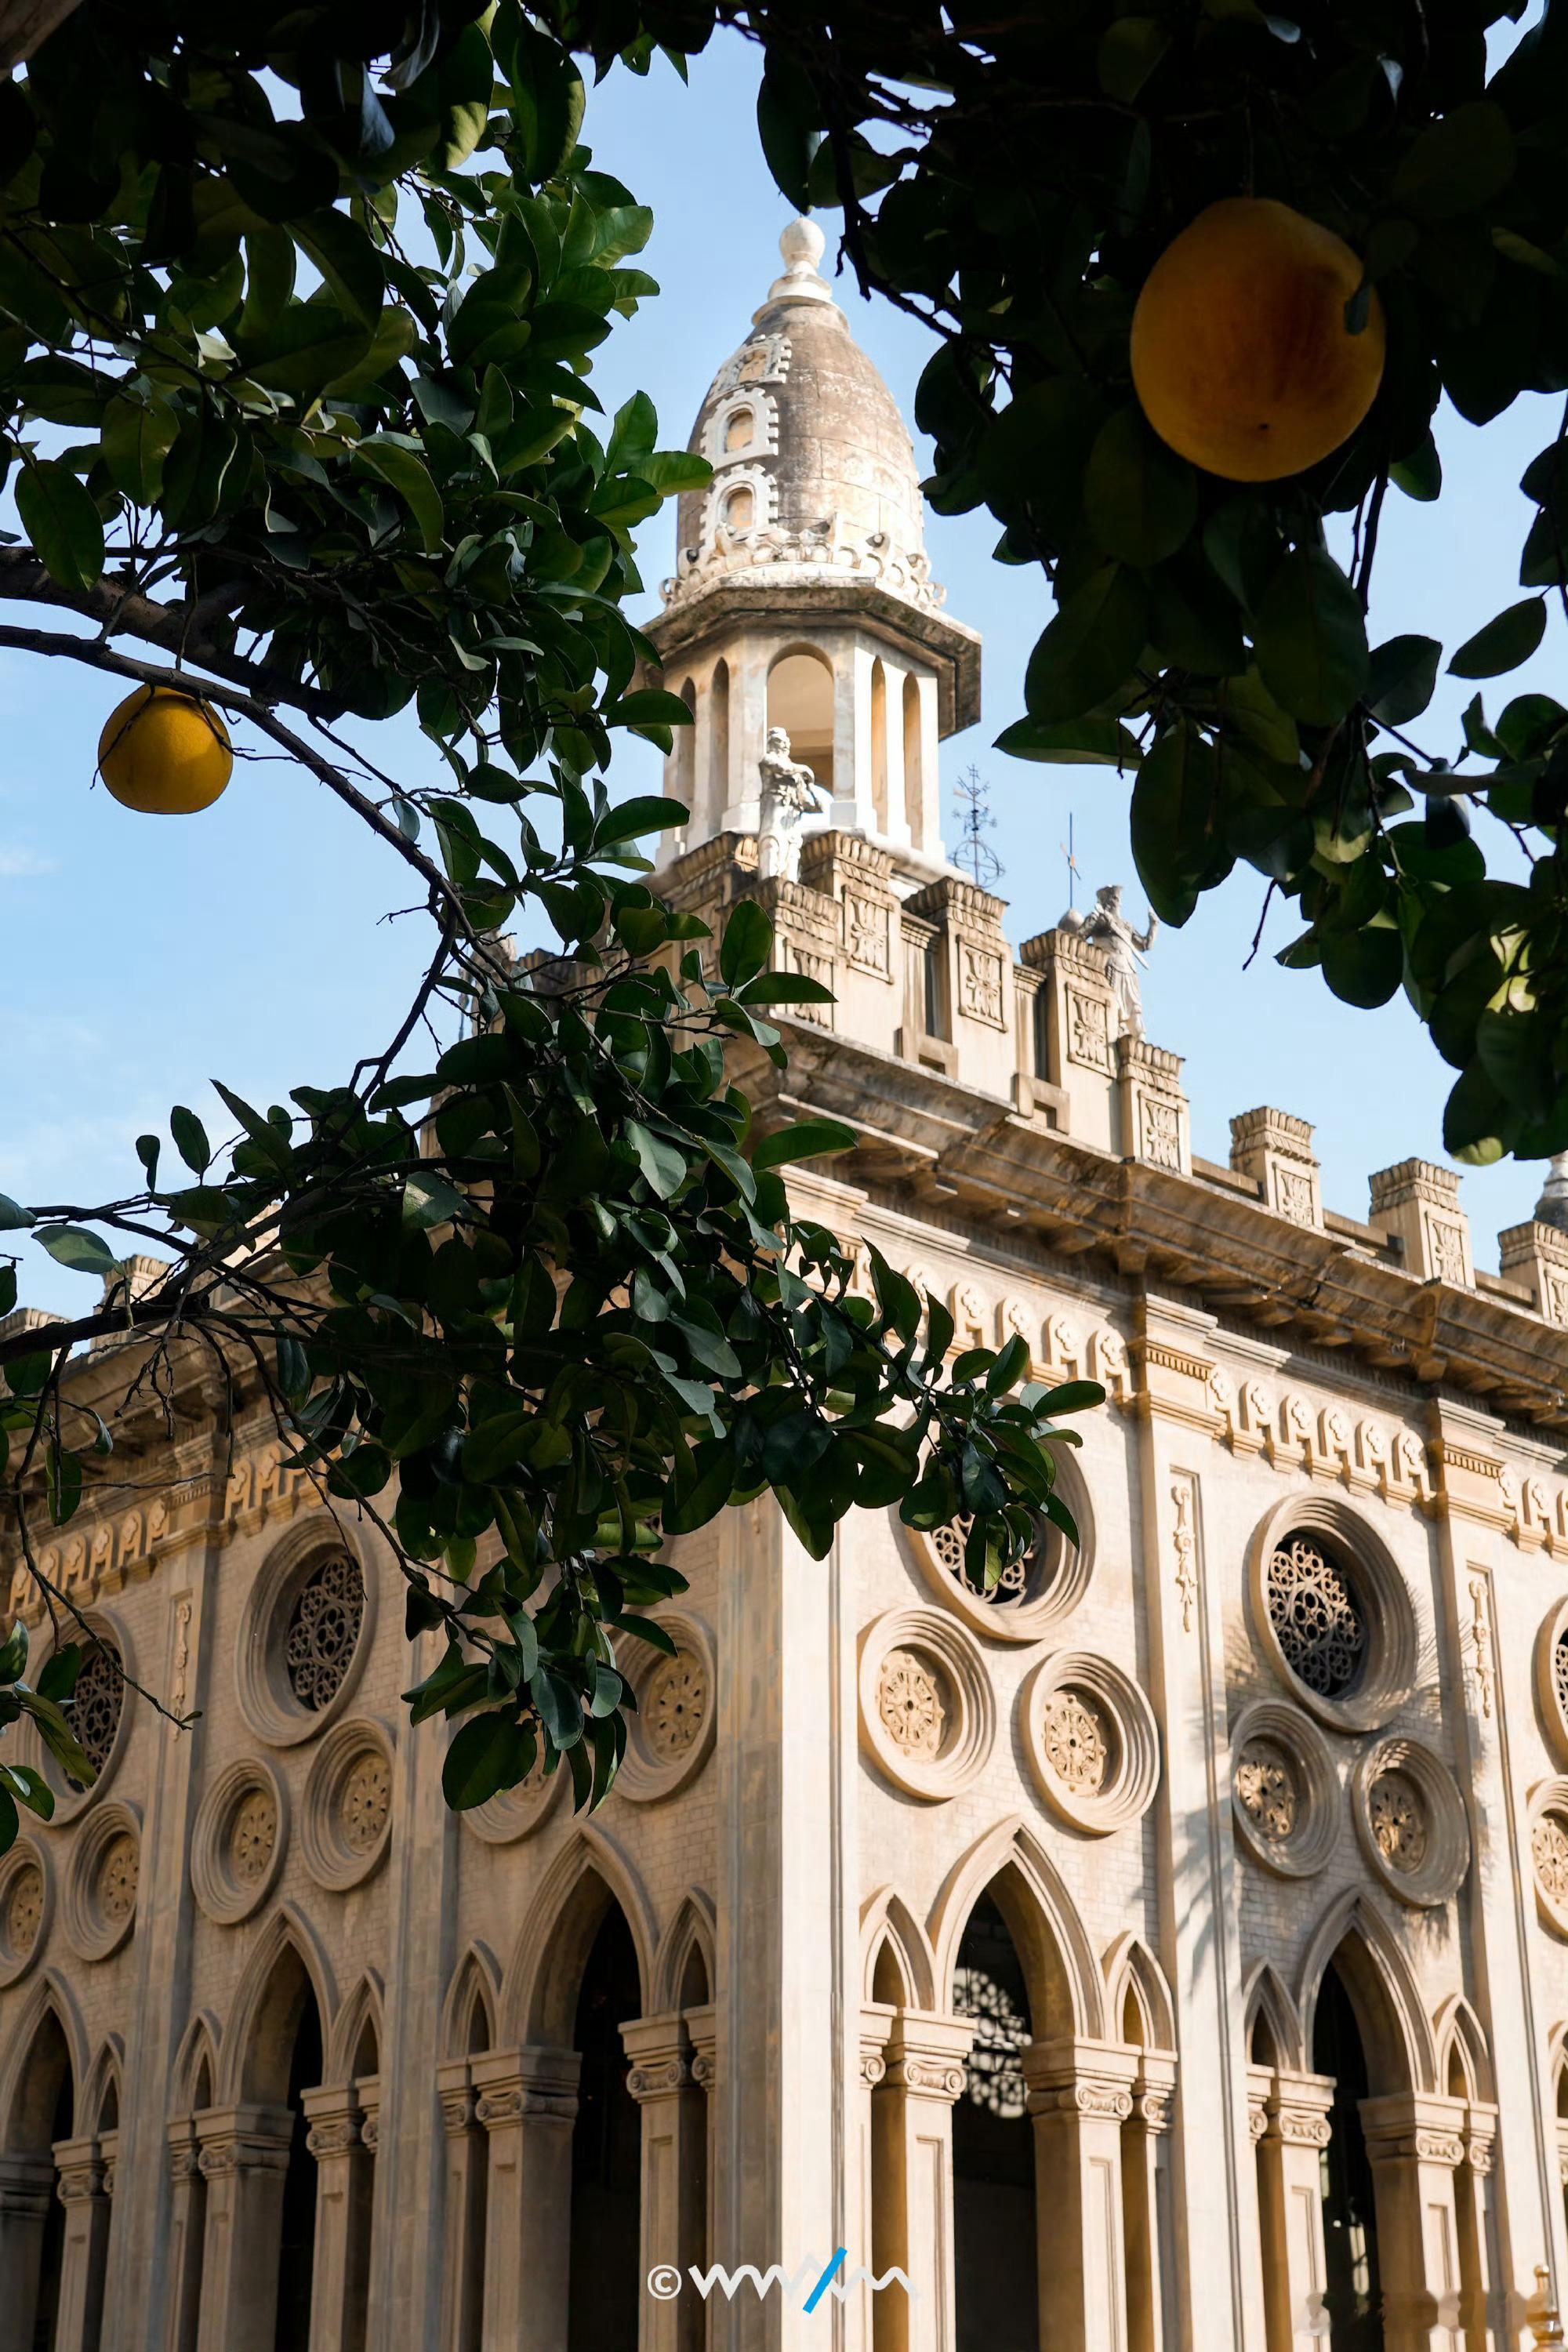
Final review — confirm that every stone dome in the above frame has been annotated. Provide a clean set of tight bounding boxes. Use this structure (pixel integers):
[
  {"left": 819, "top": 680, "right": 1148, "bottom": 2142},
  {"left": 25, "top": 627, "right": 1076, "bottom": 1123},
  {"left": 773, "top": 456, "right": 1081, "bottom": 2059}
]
[{"left": 663, "top": 218, "right": 939, "bottom": 612}]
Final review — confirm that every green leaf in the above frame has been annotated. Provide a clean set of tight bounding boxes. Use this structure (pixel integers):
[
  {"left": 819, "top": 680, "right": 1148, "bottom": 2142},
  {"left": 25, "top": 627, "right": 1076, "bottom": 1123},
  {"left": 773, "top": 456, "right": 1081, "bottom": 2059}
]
[
  {"left": 1083, "top": 405, "right": 1196, "bottom": 567},
  {"left": 995, "top": 713, "right": 1142, "bottom": 767},
  {"left": 102, "top": 393, "right": 178, "bottom": 506},
  {"left": 593, "top": 796, "right": 687, "bottom": 849},
  {"left": 353, "top": 439, "right": 445, "bottom": 554},
  {"left": 1130, "top": 723, "right": 1230, "bottom": 924},
  {"left": 1448, "top": 597, "right": 1547, "bottom": 681},
  {"left": 751, "top": 1119, "right": 858, "bottom": 1172},
  {"left": 0, "top": 1620, "right": 26, "bottom": 1683},
  {"left": 16, "top": 459, "right": 103, "bottom": 593},
  {"left": 1393, "top": 102, "right": 1515, "bottom": 222},
  {"left": 0, "top": 1195, "right": 34, "bottom": 1232},
  {"left": 170, "top": 1106, "right": 211, "bottom": 1176},
  {"left": 35, "top": 1225, "right": 118, "bottom": 1279},
  {"left": 719, "top": 901, "right": 772, "bottom": 989},
  {"left": 443, "top": 1710, "right": 527, "bottom": 1810},
  {"left": 1367, "top": 635, "right": 1442, "bottom": 725},
  {"left": 1097, "top": 15, "right": 1172, "bottom": 102},
  {"left": 626, "top": 1121, "right": 688, "bottom": 1200},
  {"left": 1024, "top": 567, "right": 1149, "bottom": 724},
  {"left": 1254, "top": 550, "right": 1369, "bottom": 726}
]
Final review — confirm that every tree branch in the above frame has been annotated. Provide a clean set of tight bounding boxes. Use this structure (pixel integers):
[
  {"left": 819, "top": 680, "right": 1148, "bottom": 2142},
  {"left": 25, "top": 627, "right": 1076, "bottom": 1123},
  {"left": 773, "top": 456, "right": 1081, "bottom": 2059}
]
[{"left": 0, "top": 551, "right": 347, "bottom": 725}]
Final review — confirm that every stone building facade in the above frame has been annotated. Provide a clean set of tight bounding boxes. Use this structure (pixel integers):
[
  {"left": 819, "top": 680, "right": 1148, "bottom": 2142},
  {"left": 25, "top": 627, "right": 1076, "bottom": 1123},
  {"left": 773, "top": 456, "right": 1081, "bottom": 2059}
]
[{"left": 2, "top": 218, "right": 1568, "bottom": 2352}]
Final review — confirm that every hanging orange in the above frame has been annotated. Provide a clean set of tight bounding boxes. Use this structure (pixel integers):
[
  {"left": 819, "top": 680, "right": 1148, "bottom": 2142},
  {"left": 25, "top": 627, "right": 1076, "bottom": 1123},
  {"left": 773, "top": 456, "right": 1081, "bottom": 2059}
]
[
  {"left": 1130, "top": 198, "right": 1385, "bottom": 484},
  {"left": 97, "top": 685, "right": 233, "bottom": 815}
]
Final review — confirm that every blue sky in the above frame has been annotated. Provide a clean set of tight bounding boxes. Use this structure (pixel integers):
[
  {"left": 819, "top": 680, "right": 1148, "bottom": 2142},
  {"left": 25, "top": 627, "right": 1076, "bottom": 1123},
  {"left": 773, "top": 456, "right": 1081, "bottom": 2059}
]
[{"left": 4, "top": 27, "right": 1559, "bottom": 1316}]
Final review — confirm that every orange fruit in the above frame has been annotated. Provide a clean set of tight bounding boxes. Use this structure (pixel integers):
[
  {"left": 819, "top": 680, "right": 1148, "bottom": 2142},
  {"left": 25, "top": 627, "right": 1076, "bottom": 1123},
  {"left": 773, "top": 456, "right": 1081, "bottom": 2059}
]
[
  {"left": 1130, "top": 198, "right": 1385, "bottom": 483},
  {"left": 98, "top": 685, "right": 233, "bottom": 815}
]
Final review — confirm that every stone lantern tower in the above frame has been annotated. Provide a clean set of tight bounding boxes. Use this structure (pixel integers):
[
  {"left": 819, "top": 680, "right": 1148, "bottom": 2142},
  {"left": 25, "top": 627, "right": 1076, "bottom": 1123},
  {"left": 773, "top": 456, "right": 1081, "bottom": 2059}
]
[{"left": 645, "top": 216, "right": 980, "bottom": 887}]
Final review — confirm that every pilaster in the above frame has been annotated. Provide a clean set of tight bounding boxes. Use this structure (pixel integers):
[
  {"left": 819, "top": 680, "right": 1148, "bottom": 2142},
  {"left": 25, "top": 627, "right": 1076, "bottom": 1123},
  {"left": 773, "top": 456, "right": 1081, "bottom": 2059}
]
[
  {"left": 869, "top": 2011, "right": 973, "bottom": 2352},
  {"left": 0, "top": 2151, "right": 54, "bottom": 2350},
  {"left": 53, "top": 2135, "right": 111, "bottom": 2352},
  {"left": 472, "top": 2044, "right": 580, "bottom": 2352},
  {"left": 301, "top": 2081, "right": 373, "bottom": 2352},
  {"left": 1131, "top": 1294, "right": 1258, "bottom": 2352},
  {"left": 1249, "top": 2067, "right": 1333, "bottom": 2351},
  {"left": 1117, "top": 1037, "right": 1192, "bottom": 1174},
  {"left": 1360, "top": 2092, "right": 1468, "bottom": 2352},
  {"left": 623, "top": 2011, "right": 706, "bottom": 2352},
  {"left": 433, "top": 2067, "right": 485, "bottom": 2352},
  {"left": 1021, "top": 2038, "right": 1138, "bottom": 2352},
  {"left": 164, "top": 2125, "right": 205, "bottom": 2352},
  {"left": 192, "top": 2103, "right": 294, "bottom": 2352}
]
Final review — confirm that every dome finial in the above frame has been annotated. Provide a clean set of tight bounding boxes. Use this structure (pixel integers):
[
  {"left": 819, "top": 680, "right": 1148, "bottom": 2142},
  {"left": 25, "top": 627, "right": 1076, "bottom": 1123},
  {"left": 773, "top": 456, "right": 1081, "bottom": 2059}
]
[{"left": 757, "top": 214, "right": 834, "bottom": 315}]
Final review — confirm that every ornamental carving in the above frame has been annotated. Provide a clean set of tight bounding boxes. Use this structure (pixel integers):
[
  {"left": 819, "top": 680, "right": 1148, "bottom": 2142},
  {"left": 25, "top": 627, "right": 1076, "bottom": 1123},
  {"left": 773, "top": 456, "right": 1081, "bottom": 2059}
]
[
  {"left": 844, "top": 894, "right": 890, "bottom": 976},
  {"left": 877, "top": 1649, "right": 946, "bottom": 1759},
  {"left": 67, "top": 1642, "right": 125, "bottom": 1784},
  {"left": 1066, "top": 988, "right": 1112, "bottom": 1073},
  {"left": 1139, "top": 1098, "right": 1181, "bottom": 1171},
  {"left": 1236, "top": 1740, "right": 1298, "bottom": 1841},
  {"left": 341, "top": 1753, "right": 390, "bottom": 1854},
  {"left": 1277, "top": 2109, "right": 1334, "bottom": 2148},
  {"left": 8, "top": 1864, "right": 42, "bottom": 1957},
  {"left": 1428, "top": 1219, "right": 1468, "bottom": 1287},
  {"left": 1041, "top": 1689, "right": 1110, "bottom": 1794},
  {"left": 230, "top": 1789, "right": 278, "bottom": 1886},
  {"left": 98, "top": 1833, "right": 138, "bottom": 1923},
  {"left": 1535, "top": 1813, "right": 1568, "bottom": 1910},
  {"left": 285, "top": 1553, "right": 364, "bottom": 1712},
  {"left": 644, "top": 1656, "right": 708, "bottom": 1760},
  {"left": 1171, "top": 1478, "right": 1197, "bottom": 1634},
  {"left": 1265, "top": 1533, "right": 1367, "bottom": 1700},
  {"left": 1369, "top": 1770, "right": 1428, "bottom": 1875},
  {"left": 958, "top": 942, "right": 1004, "bottom": 1025},
  {"left": 1272, "top": 1166, "right": 1316, "bottom": 1226}
]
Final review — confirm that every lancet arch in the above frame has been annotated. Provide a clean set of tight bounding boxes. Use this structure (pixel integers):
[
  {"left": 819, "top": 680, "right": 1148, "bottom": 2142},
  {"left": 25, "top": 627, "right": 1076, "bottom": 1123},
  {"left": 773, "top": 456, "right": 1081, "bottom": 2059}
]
[
  {"left": 441, "top": 1944, "right": 501, "bottom": 2061},
  {"left": 652, "top": 1889, "right": 717, "bottom": 2013},
  {"left": 328, "top": 1971, "right": 384, "bottom": 2086},
  {"left": 1243, "top": 1960, "right": 1305, "bottom": 2071},
  {"left": 217, "top": 1902, "right": 338, "bottom": 2105},
  {"left": 503, "top": 1824, "right": 656, "bottom": 2045},
  {"left": 930, "top": 1815, "right": 1103, "bottom": 2038},
  {"left": 860, "top": 1886, "right": 937, "bottom": 2012},
  {"left": 1296, "top": 1890, "right": 1436, "bottom": 2093},
  {"left": 1104, "top": 1933, "right": 1175, "bottom": 2053}
]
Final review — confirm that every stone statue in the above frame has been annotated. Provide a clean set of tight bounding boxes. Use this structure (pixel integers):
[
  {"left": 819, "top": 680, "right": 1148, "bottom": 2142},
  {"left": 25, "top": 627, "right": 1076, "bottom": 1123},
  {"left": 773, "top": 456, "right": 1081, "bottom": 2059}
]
[
  {"left": 757, "top": 725, "right": 828, "bottom": 883},
  {"left": 1073, "top": 882, "right": 1159, "bottom": 1041}
]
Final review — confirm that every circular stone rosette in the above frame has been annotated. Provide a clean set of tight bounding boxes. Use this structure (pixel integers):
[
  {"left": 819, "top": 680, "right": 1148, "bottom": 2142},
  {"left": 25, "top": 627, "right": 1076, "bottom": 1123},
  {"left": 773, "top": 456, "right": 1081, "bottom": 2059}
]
[
  {"left": 1228, "top": 1701, "right": 1338, "bottom": 1878},
  {"left": 1534, "top": 1599, "right": 1568, "bottom": 1769},
  {"left": 1352, "top": 1738, "right": 1469, "bottom": 1909},
  {"left": 62, "top": 1800, "right": 140, "bottom": 1962},
  {"left": 460, "top": 1746, "right": 566, "bottom": 1845},
  {"left": 1021, "top": 1652, "right": 1160, "bottom": 1835},
  {"left": 0, "top": 1839, "right": 50, "bottom": 1987},
  {"left": 1246, "top": 1497, "right": 1417, "bottom": 1736},
  {"left": 613, "top": 1613, "right": 717, "bottom": 1803},
  {"left": 908, "top": 1452, "right": 1094, "bottom": 1646},
  {"left": 34, "top": 1613, "right": 135, "bottom": 1824},
  {"left": 300, "top": 1719, "right": 395, "bottom": 1892},
  {"left": 235, "top": 1519, "right": 376, "bottom": 1750},
  {"left": 191, "top": 1759, "right": 288, "bottom": 1926},
  {"left": 1530, "top": 1777, "right": 1568, "bottom": 1937},
  {"left": 858, "top": 1608, "right": 996, "bottom": 1802}
]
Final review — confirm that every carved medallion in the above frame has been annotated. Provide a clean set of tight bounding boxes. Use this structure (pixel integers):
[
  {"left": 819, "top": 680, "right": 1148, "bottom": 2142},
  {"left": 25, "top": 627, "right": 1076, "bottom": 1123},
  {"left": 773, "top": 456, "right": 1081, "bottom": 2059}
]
[
  {"left": 98, "top": 1831, "right": 139, "bottom": 1924},
  {"left": 8, "top": 1864, "right": 42, "bottom": 1957},
  {"left": 341, "top": 1753, "right": 390, "bottom": 1855},
  {"left": 1369, "top": 1769, "right": 1428, "bottom": 1874},
  {"left": 1535, "top": 1813, "right": 1568, "bottom": 1909},
  {"left": 285, "top": 1553, "right": 365, "bottom": 1711},
  {"left": 1265, "top": 1534, "right": 1367, "bottom": 1700},
  {"left": 1041, "top": 1689, "right": 1109, "bottom": 1793},
  {"left": 644, "top": 1656, "right": 707, "bottom": 1760},
  {"left": 230, "top": 1788, "right": 278, "bottom": 1886},
  {"left": 877, "top": 1650, "right": 946, "bottom": 1760},
  {"left": 1236, "top": 1739, "right": 1298, "bottom": 1840}
]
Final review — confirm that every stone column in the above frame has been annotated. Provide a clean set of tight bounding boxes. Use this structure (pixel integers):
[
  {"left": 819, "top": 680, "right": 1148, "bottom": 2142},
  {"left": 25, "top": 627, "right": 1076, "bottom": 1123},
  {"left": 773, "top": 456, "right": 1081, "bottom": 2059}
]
[
  {"left": 1456, "top": 2107, "right": 1499, "bottom": 2351},
  {"left": 53, "top": 2135, "right": 111, "bottom": 2352},
  {"left": 1022, "top": 2039, "right": 1138, "bottom": 2352},
  {"left": 193, "top": 2103, "right": 294, "bottom": 2352},
  {"left": 301, "top": 2083, "right": 372, "bottom": 2352},
  {"left": 1251, "top": 2070, "right": 1334, "bottom": 2352},
  {"left": 434, "top": 2067, "right": 485, "bottom": 2352},
  {"left": 871, "top": 2013, "right": 973, "bottom": 2352},
  {"left": 688, "top": 2004, "right": 717, "bottom": 2293},
  {"left": 0, "top": 2152, "right": 54, "bottom": 2349},
  {"left": 623, "top": 2013, "right": 706, "bottom": 2352},
  {"left": 472, "top": 2045, "right": 580, "bottom": 2352},
  {"left": 1122, "top": 2053, "right": 1176, "bottom": 2352},
  {"left": 164, "top": 2127, "right": 205, "bottom": 2352},
  {"left": 1360, "top": 2094, "right": 1468, "bottom": 2352}
]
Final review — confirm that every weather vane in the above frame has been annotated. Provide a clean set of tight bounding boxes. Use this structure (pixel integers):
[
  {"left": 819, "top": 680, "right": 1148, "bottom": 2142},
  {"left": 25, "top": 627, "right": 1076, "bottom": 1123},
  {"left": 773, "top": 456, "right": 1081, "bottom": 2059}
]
[
  {"left": 1061, "top": 814, "right": 1080, "bottom": 915},
  {"left": 953, "top": 764, "right": 1003, "bottom": 891}
]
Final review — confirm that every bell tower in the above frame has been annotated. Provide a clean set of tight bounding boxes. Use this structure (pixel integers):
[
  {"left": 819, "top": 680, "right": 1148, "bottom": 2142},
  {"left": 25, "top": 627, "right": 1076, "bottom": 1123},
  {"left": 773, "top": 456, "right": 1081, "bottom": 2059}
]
[{"left": 645, "top": 218, "right": 981, "bottom": 891}]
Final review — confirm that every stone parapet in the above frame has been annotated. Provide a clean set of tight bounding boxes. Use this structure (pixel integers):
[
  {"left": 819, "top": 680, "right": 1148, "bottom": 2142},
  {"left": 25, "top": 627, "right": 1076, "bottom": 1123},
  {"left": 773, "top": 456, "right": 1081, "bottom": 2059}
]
[
  {"left": 1229, "top": 1107, "right": 1323, "bottom": 1231},
  {"left": 1117, "top": 1036, "right": 1191, "bottom": 1175},
  {"left": 1499, "top": 1218, "right": 1568, "bottom": 1327},
  {"left": 1369, "top": 1159, "right": 1474, "bottom": 1287}
]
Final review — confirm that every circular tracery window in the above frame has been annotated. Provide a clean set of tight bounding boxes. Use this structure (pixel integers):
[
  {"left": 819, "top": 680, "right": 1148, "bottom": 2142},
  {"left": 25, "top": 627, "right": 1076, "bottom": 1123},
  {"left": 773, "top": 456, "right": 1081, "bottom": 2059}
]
[
  {"left": 914, "top": 1475, "right": 1094, "bottom": 1647},
  {"left": 285, "top": 1554, "right": 364, "bottom": 1712},
  {"left": 67, "top": 1642, "right": 125, "bottom": 1786},
  {"left": 1265, "top": 1532, "right": 1367, "bottom": 1700}
]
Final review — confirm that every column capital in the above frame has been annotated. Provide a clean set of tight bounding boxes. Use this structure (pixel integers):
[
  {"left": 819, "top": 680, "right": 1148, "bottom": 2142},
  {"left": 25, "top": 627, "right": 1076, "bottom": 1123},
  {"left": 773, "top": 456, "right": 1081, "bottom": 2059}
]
[
  {"left": 193, "top": 2100, "right": 293, "bottom": 2179},
  {"left": 472, "top": 2043, "right": 580, "bottom": 2129},
  {"left": 1359, "top": 2089, "right": 1468, "bottom": 2169},
  {"left": 620, "top": 2010, "right": 691, "bottom": 2102},
  {"left": 1022, "top": 2035, "right": 1138, "bottom": 2122},
  {"left": 1265, "top": 2068, "right": 1335, "bottom": 2149},
  {"left": 884, "top": 2009, "right": 975, "bottom": 2103},
  {"left": 684, "top": 2002, "right": 717, "bottom": 2093},
  {"left": 300, "top": 2082, "right": 363, "bottom": 2161},
  {"left": 52, "top": 2136, "right": 107, "bottom": 2204}
]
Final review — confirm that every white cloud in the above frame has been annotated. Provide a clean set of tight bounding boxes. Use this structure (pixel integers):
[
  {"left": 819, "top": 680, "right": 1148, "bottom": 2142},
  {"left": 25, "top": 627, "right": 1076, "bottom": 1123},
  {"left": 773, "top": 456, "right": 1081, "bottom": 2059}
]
[{"left": 0, "top": 844, "right": 56, "bottom": 878}]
